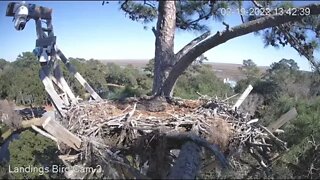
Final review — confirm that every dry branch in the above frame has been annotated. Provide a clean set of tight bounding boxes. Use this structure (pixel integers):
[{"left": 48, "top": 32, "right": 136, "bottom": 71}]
[{"left": 106, "top": 83, "right": 125, "bottom": 88}]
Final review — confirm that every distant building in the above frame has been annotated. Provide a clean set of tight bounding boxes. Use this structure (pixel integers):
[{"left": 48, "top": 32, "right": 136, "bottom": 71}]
[{"left": 223, "top": 78, "right": 237, "bottom": 88}]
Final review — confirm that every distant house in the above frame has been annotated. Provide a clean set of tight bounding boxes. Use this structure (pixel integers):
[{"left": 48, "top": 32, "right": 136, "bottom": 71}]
[{"left": 223, "top": 78, "right": 237, "bottom": 88}]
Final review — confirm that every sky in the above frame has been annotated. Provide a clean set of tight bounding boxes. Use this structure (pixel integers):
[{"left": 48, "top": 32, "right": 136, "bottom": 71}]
[{"left": 0, "top": 1, "right": 319, "bottom": 71}]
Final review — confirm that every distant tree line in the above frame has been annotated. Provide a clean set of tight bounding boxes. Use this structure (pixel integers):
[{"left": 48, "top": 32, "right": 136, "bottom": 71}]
[{"left": 0, "top": 52, "right": 231, "bottom": 106}]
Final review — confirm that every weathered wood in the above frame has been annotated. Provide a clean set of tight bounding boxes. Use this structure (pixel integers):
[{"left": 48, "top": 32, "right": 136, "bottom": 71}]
[
  {"left": 232, "top": 84, "right": 253, "bottom": 110},
  {"left": 166, "top": 131, "right": 229, "bottom": 179},
  {"left": 53, "top": 62, "right": 77, "bottom": 105},
  {"left": 56, "top": 48, "right": 102, "bottom": 101},
  {"left": 222, "top": 93, "right": 239, "bottom": 102},
  {"left": 31, "top": 125, "right": 57, "bottom": 142},
  {"left": 58, "top": 154, "right": 79, "bottom": 161},
  {"left": 167, "top": 142, "right": 201, "bottom": 179},
  {"left": 40, "top": 67, "right": 67, "bottom": 116},
  {"left": 267, "top": 108, "right": 298, "bottom": 132},
  {"left": 165, "top": 132, "right": 229, "bottom": 169},
  {"left": 106, "top": 83, "right": 125, "bottom": 88},
  {"left": 42, "top": 116, "right": 82, "bottom": 150},
  {"left": 21, "top": 118, "right": 44, "bottom": 128}
]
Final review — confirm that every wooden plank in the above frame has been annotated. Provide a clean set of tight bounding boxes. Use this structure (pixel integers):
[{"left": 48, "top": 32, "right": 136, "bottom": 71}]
[
  {"left": 31, "top": 125, "right": 57, "bottom": 142},
  {"left": 40, "top": 67, "right": 67, "bottom": 117},
  {"left": 42, "top": 117, "right": 82, "bottom": 150},
  {"left": 53, "top": 63, "right": 78, "bottom": 105},
  {"left": 74, "top": 72, "right": 102, "bottom": 100},
  {"left": 56, "top": 49, "right": 102, "bottom": 101},
  {"left": 267, "top": 108, "right": 298, "bottom": 132},
  {"left": 232, "top": 84, "right": 253, "bottom": 110}
]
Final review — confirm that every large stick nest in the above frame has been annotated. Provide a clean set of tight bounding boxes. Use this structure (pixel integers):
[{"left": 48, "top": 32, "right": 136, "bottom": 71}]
[{"left": 57, "top": 96, "right": 287, "bottom": 179}]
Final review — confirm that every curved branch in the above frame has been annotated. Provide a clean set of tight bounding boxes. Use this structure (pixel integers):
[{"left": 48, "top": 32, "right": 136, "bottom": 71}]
[
  {"left": 167, "top": 142, "right": 201, "bottom": 179},
  {"left": 119, "top": 0, "right": 157, "bottom": 23},
  {"left": 162, "top": 3, "right": 320, "bottom": 96},
  {"left": 143, "top": 0, "right": 156, "bottom": 9},
  {"left": 166, "top": 132, "right": 229, "bottom": 179},
  {"left": 174, "top": 31, "right": 211, "bottom": 61},
  {"left": 165, "top": 132, "right": 229, "bottom": 169},
  {"left": 251, "top": 0, "right": 263, "bottom": 8}
]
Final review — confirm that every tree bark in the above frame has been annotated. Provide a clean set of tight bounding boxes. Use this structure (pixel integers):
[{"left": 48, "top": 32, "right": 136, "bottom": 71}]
[
  {"left": 161, "top": 4, "right": 320, "bottom": 97},
  {"left": 152, "top": 1, "right": 176, "bottom": 96},
  {"left": 165, "top": 132, "right": 229, "bottom": 179},
  {"left": 167, "top": 142, "right": 201, "bottom": 179}
]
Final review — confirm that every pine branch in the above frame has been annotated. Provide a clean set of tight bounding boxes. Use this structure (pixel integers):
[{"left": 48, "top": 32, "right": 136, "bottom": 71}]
[
  {"left": 119, "top": 0, "right": 157, "bottom": 23},
  {"left": 277, "top": 24, "right": 320, "bottom": 73},
  {"left": 251, "top": 0, "right": 263, "bottom": 9},
  {"left": 176, "top": 1, "right": 214, "bottom": 31},
  {"left": 162, "top": 3, "right": 320, "bottom": 96},
  {"left": 251, "top": 0, "right": 320, "bottom": 73},
  {"left": 143, "top": 0, "right": 156, "bottom": 9}
]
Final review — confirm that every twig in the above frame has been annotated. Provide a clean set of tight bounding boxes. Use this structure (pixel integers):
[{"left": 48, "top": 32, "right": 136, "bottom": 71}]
[
  {"left": 222, "top": 93, "right": 239, "bottom": 102},
  {"left": 258, "top": 124, "right": 288, "bottom": 151}
]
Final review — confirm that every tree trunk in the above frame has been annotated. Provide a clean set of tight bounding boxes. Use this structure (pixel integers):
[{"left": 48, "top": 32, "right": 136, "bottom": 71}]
[
  {"left": 152, "top": 1, "right": 176, "bottom": 96},
  {"left": 167, "top": 142, "right": 201, "bottom": 179}
]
